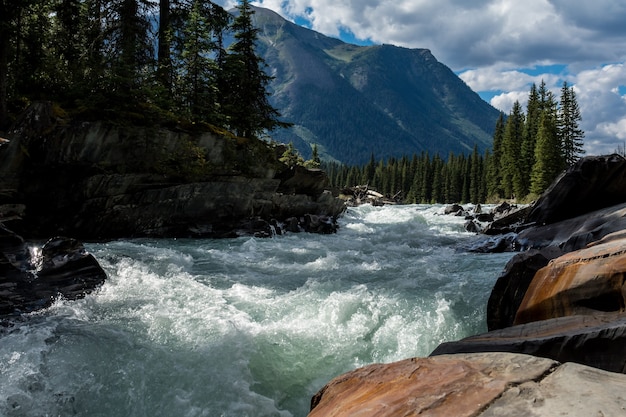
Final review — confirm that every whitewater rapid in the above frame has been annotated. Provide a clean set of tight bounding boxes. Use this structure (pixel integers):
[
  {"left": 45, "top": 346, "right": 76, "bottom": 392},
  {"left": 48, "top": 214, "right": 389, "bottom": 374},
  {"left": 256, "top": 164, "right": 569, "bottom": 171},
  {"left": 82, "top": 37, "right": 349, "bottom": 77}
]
[{"left": 1, "top": 204, "right": 514, "bottom": 417}]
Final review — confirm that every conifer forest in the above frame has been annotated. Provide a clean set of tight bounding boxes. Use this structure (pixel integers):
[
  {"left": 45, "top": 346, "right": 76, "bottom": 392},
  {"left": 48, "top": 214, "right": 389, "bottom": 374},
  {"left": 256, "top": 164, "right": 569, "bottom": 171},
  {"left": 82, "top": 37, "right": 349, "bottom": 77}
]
[{"left": 327, "top": 81, "right": 585, "bottom": 204}]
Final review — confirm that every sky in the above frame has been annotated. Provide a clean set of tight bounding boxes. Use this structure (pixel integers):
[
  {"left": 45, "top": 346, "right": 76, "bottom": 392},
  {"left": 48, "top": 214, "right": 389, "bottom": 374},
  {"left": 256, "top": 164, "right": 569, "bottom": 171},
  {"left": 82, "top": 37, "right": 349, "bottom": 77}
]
[{"left": 217, "top": 0, "right": 626, "bottom": 156}]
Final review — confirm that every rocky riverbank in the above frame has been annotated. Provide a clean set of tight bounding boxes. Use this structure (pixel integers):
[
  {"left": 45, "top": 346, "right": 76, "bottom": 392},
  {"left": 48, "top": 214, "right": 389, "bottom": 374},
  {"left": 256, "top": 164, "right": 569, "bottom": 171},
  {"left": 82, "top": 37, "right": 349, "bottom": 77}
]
[
  {"left": 308, "top": 154, "right": 626, "bottom": 416},
  {"left": 0, "top": 102, "right": 346, "bottom": 240},
  {"left": 0, "top": 102, "right": 347, "bottom": 317}
]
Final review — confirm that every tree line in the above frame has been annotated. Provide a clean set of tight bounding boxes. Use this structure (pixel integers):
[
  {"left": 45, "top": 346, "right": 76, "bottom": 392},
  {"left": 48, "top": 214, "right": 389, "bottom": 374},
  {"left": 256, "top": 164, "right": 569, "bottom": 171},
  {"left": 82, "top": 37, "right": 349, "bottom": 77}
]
[
  {"left": 0, "top": 0, "right": 287, "bottom": 137},
  {"left": 325, "top": 80, "right": 585, "bottom": 204}
]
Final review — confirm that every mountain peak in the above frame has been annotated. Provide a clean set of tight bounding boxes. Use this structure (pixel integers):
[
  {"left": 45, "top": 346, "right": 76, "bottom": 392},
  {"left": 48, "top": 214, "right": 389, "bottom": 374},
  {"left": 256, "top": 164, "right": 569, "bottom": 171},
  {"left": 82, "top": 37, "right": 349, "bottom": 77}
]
[{"left": 248, "top": 6, "right": 499, "bottom": 165}]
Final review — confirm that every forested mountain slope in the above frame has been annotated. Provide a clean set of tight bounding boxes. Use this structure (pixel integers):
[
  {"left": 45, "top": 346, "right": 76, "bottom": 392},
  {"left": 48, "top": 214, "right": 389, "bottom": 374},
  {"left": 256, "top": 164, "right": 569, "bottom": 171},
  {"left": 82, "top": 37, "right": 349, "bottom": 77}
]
[{"left": 250, "top": 6, "right": 501, "bottom": 165}]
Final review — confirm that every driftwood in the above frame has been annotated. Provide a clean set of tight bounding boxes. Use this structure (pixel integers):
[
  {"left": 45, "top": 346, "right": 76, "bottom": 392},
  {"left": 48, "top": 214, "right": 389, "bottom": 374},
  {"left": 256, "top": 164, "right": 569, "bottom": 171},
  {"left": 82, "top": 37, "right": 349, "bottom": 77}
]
[{"left": 339, "top": 185, "right": 401, "bottom": 206}]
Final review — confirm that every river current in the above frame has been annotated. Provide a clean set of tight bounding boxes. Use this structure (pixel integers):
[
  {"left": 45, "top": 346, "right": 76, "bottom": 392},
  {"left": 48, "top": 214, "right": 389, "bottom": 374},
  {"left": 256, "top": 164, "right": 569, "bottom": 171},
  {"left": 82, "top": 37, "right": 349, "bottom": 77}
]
[{"left": 1, "top": 204, "right": 515, "bottom": 417}]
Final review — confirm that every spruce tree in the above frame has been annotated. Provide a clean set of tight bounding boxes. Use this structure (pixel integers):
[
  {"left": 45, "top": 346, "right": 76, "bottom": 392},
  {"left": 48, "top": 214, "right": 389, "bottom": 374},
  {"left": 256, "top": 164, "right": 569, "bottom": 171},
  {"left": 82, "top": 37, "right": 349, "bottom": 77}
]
[
  {"left": 487, "top": 112, "right": 505, "bottom": 199},
  {"left": 520, "top": 83, "right": 540, "bottom": 196},
  {"left": 0, "top": 0, "right": 22, "bottom": 126},
  {"left": 500, "top": 102, "right": 525, "bottom": 199},
  {"left": 530, "top": 107, "right": 562, "bottom": 194},
  {"left": 177, "top": 0, "right": 223, "bottom": 122},
  {"left": 220, "top": 0, "right": 288, "bottom": 138},
  {"left": 558, "top": 81, "right": 585, "bottom": 166},
  {"left": 469, "top": 144, "right": 481, "bottom": 204}
]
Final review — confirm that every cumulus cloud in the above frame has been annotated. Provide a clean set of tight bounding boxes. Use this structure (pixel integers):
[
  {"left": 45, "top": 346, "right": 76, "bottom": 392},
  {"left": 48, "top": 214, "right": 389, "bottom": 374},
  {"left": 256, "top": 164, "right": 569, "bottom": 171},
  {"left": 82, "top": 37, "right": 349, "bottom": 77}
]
[{"left": 574, "top": 64, "right": 626, "bottom": 154}]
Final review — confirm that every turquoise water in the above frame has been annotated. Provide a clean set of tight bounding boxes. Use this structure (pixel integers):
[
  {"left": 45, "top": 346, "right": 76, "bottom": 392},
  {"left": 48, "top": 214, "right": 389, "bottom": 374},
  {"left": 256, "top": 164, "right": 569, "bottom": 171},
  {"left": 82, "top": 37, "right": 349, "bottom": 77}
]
[{"left": 0, "top": 204, "right": 514, "bottom": 417}]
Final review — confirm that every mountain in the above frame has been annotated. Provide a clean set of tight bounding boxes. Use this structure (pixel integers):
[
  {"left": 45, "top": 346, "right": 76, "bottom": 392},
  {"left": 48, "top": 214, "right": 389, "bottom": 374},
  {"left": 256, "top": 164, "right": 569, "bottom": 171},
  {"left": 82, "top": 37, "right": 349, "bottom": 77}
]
[{"left": 248, "top": 6, "right": 500, "bottom": 166}]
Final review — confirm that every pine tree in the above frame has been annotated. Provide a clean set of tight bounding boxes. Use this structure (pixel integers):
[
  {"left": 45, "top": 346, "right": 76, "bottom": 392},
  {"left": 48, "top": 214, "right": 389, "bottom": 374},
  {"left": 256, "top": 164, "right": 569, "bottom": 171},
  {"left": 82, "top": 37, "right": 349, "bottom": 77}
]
[
  {"left": 558, "top": 81, "right": 585, "bottom": 166},
  {"left": 157, "top": 0, "right": 172, "bottom": 93},
  {"left": 304, "top": 144, "right": 321, "bottom": 168},
  {"left": 500, "top": 102, "right": 525, "bottom": 199},
  {"left": 530, "top": 107, "right": 563, "bottom": 194},
  {"left": 220, "top": 0, "right": 289, "bottom": 138},
  {"left": 0, "top": 0, "right": 22, "bottom": 125},
  {"left": 487, "top": 112, "right": 505, "bottom": 199},
  {"left": 361, "top": 153, "right": 376, "bottom": 185},
  {"left": 520, "top": 83, "right": 540, "bottom": 196},
  {"left": 469, "top": 144, "right": 481, "bottom": 204},
  {"left": 177, "top": 0, "right": 223, "bottom": 122}
]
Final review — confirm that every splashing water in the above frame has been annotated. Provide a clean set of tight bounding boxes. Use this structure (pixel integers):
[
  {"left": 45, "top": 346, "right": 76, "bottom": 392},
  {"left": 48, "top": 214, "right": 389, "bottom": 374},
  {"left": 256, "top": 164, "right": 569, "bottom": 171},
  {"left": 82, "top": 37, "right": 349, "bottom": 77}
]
[{"left": 0, "top": 204, "right": 514, "bottom": 417}]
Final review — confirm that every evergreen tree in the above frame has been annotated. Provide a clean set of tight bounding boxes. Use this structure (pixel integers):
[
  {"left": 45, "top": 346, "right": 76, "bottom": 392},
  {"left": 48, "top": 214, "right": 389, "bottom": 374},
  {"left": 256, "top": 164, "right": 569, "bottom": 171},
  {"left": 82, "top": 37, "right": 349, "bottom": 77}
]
[
  {"left": 100, "top": 0, "right": 154, "bottom": 108},
  {"left": 304, "top": 144, "right": 321, "bottom": 168},
  {"left": 361, "top": 153, "right": 376, "bottom": 185},
  {"left": 520, "top": 83, "right": 540, "bottom": 196},
  {"left": 0, "top": 0, "right": 22, "bottom": 125},
  {"left": 558, "top": 81, "right": 585, "bottom": 165},
  {"left": 500, "top": 102, "right": 525, "bottom": 199},
  {"left": 487, "top": 112, "right": 505, "bottom": 199},
  {"left": 220, "top": 0, "right": 288, "bottom": 138},
  {"left": 176, "top": 0, "right": 223, "bottom": 122},
  {"left": 469, "top": 144, "right": 481, "bottom": 204},
  {"left": 157, "top": 0, "right": 172, "bottom": 93},
  {"left": 530, "top": 109, "right": 562, "bottom": 194}
]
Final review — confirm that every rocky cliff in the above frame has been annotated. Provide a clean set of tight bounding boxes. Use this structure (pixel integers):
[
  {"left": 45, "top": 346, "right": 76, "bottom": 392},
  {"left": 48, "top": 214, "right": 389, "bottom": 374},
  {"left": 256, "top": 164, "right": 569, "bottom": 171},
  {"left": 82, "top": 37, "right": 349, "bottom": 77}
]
[
  {"left": 308, "top": 154, "right": 626, "bottom": 416},
  {"left": 0, "top": 102, "right": 345, "bottom": 240}
]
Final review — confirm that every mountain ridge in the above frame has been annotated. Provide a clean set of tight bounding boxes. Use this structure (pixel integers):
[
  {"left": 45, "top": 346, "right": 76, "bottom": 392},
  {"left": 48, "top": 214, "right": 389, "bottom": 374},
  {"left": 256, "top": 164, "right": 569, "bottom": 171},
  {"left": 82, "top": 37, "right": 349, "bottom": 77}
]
[{"left": 249, "top": 6, "right": 501, "bottom": 165}]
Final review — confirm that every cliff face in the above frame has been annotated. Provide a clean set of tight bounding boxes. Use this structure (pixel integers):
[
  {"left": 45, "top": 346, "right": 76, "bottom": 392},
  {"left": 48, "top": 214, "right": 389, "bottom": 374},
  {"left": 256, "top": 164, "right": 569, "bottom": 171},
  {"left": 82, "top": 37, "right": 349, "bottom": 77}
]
[{"left": 0, "top": 102, "right": 345, "bottom": 239}]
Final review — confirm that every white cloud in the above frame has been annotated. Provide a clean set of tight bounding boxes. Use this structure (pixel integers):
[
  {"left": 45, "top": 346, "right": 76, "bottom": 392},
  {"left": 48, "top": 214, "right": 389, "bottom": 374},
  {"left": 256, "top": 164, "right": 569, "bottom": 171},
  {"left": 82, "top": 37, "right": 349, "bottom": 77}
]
[
  {"left": 490, "top": 91, "right": 530, "bottom": 114},
  {"left": 573, "top": 63, "right": 626, "bottom": 154},
  {"left": 460, "top": 68, "right": 534, "bottom": 93}
]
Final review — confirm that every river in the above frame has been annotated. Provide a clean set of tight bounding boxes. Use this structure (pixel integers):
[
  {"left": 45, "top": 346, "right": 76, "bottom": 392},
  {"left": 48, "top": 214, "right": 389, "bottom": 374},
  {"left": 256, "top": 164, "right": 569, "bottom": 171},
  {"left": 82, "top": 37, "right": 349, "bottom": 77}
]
[{"left": 1, "top": 204, "right": 514, "bottom": 417}]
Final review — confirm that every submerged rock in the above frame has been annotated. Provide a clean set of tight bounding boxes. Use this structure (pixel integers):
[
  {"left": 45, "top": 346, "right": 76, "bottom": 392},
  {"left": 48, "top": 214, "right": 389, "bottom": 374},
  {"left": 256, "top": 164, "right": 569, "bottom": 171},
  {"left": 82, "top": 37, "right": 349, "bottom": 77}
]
[{"left": 0, "top": 225, "right": 106, "bottom": 316}]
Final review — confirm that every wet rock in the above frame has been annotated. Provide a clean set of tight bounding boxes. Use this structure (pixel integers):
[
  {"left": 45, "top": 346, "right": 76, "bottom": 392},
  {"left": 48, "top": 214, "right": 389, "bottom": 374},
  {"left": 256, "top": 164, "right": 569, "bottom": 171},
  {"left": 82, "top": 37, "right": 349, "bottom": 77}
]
[
  {"left": 431, "top": 313, "right": 626, "bottom": 374},
  {"left": 514, "top": 237, "right": 626, "bottom": 325},
  {"left": 517, "top": 202, "right": 626, "bottom": 251},
  {"left": 443, "top": 203, "right": 464, "bottom": 215},
  {"left": 0, "top": 227, "right": 106, "bottom": 316},
  {"left": 487, "top": 246, "right": 564, "bottom": 330}
]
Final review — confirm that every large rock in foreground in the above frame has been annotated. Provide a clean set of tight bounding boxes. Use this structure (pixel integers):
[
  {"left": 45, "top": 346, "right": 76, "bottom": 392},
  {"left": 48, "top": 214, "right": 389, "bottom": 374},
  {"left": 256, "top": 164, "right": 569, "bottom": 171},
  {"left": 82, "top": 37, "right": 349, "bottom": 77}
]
[{"left": 308, "top": 352, "right": 626, "bottom": 417}]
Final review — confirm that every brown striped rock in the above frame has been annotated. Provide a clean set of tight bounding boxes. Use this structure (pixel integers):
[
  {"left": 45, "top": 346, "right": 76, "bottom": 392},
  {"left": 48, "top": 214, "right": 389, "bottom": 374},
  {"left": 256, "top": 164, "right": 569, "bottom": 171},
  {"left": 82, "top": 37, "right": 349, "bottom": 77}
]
[
  {"left": 308, "top": 352, "right": 626, "bottom": 417},
  {"left": 514, "top": 236, "right": 626, "bottom": 325}
]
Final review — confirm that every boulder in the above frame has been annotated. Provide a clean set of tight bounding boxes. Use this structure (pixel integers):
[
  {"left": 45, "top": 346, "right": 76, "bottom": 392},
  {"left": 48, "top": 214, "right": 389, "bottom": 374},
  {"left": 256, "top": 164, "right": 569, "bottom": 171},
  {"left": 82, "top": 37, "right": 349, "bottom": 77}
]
[
  {"left": 516, "top": 201, "right": 626, "bottom": 251},
  {"left": 514, "top": 237, "right": 626, "bottom": 325},
  {"left": 0, "top": 226, "right": 106, "bottom": 316},
  {"left": 431, "top": 313, "right": 626, "bottom": 374},
  {"left": 475, "top": 155, "right": 626, "bottom": 250},
  {"left": 308, "top": 352, "right": 626, "bottom": 417},
  {"left": 526, "top": 154, "right": 626, "bottom": 226},
  {"left": 487, "top": 246, "right": 563, "bottom": 330}
]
